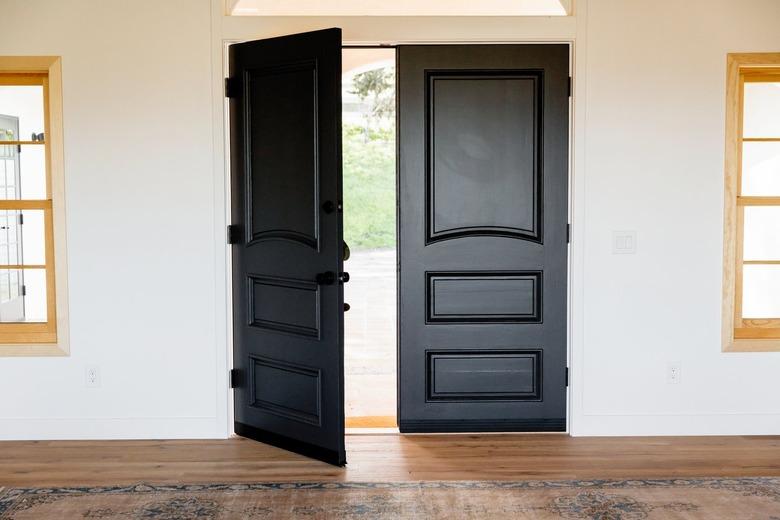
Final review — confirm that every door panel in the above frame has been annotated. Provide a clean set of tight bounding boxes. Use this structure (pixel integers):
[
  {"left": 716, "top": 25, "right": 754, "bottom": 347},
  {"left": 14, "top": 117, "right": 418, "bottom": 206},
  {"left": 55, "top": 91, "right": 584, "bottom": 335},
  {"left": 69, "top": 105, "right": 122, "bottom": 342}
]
[
  {"left": 229, "top": 28, "right": 346, "bottom": 465},
  {"left": 398, "top": 45, "right": 569, "bottom": 433}
]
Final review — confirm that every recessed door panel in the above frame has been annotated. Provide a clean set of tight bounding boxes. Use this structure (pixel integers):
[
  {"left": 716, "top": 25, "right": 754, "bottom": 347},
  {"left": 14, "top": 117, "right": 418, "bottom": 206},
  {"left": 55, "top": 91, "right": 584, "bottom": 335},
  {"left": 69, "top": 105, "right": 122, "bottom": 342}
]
[
  {"left": 428, "top": 72, "right": 541, "bottom": 243},
  {"left": 427, "top": 349, "right": 541, "bottom": 401},
  {"left": 247, "top": 63, "right": 319, "bottom": 248},
  {"left": 249, "top": 275, "right": 320, "bottom": 337},
  {"left": 427, "top": 271, "right": 541, "bottom": 323}
]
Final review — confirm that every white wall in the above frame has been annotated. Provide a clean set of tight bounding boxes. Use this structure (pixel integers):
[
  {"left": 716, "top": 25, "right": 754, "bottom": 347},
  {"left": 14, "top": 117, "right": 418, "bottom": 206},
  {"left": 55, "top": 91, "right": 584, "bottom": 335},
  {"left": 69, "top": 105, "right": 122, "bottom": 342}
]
[
  {"left": 0, "top": 0, "right": 778, "bottom": 440},
  {"left": 572, "top": 0, "right": 780, "bottom": 435},
  {"left": 0, "top": 0, "right": 227, "bottom": 439}
]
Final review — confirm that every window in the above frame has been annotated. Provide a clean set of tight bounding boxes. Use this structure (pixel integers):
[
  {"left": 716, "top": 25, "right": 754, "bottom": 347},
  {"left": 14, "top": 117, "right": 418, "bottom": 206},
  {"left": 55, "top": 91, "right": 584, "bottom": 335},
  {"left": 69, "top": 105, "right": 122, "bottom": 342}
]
[
  {"left": 0, "top": 57, "right": 68, "bottom": 356},
  {"left": 723, "top": 53, "right": 780, "bottom": 352}
]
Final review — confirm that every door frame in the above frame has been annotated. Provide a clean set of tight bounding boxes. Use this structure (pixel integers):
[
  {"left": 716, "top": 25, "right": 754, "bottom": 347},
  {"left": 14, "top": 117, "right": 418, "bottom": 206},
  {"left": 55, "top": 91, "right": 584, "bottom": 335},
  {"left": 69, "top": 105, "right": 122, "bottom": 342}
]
[{"left": 219, "top": 37, "right": 576, "bottom": 437}]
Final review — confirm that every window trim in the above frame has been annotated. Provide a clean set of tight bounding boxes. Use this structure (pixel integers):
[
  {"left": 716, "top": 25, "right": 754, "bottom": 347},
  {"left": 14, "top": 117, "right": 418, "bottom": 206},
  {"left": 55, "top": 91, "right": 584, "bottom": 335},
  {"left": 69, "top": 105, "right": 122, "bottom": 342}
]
[
  {"left": 0, "top": 57, "right": 69, "bottom": 357},
  {"left": 722, "top": 53, "right": 780, "bottom": 353}
]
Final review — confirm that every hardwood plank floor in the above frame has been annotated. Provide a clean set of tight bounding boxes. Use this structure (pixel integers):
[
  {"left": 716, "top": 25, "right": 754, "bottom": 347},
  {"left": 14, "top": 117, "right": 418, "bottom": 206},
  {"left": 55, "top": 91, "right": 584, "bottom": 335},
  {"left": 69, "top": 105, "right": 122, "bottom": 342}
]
[{"left": 0, "top": 434, "right": 778, "bottom": 487}]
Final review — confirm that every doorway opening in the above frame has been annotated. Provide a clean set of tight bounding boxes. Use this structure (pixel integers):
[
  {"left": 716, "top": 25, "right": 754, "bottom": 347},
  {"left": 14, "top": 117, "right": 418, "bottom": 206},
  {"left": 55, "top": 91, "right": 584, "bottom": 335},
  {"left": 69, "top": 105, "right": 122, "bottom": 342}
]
[{"left": 341, "top": 48, "right": 398, "bottom": 428}]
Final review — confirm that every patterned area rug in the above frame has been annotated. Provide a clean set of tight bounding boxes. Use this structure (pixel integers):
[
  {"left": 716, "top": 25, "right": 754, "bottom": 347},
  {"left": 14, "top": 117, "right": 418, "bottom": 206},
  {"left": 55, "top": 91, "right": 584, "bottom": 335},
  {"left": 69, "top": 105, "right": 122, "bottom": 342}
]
[{"left": 1, "top": 478, "right": 780, "bottom": 519}]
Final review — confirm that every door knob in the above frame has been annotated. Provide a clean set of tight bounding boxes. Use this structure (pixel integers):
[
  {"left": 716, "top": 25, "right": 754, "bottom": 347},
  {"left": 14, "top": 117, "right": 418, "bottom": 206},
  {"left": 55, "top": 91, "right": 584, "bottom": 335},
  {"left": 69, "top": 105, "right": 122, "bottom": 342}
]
[
  {"left": 322, "top": 200, "right": 342, "bottom": 214},
  {"left": 338, "top": 272, "right": 350, "bottom": 284},
  {"left": 344, "top": 303, "right": 350, "bottom": 312}
]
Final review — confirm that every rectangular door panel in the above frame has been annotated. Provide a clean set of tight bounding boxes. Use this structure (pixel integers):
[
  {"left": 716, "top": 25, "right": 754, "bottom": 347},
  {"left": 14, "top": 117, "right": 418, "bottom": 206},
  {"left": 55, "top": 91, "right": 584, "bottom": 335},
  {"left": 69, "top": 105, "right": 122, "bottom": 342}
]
[
  {"left": 399, "top": 44, "right": 569, "bottom": 433},
  {"left": 427, "top": 349, "right": 541, "bottom": 401},
  {"left": 247, "top": 63, "right": 319, "bottom": 249},
  {"left": 428, "top": 71, "right": 542, "bottom": 242},
  {"left": 427, "top": 271, "right": 541, "bottom": 323}
]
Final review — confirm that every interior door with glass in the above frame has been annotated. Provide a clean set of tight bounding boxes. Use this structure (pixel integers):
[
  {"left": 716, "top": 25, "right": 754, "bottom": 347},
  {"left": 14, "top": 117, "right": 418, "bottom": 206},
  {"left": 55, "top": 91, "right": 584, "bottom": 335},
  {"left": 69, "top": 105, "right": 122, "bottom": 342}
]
[
  {"left": 228, "top": 28, "right": 346, "bottom": 465},
  {"left": 0, "top": 114, "right": 25, "bottom": 323}
]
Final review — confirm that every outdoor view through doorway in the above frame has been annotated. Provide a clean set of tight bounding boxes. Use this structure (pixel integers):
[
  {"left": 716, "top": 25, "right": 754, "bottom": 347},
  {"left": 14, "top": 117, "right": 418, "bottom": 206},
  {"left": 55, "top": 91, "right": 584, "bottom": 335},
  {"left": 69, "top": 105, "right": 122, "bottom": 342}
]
[{"left": 342, "top": 48, "right": 397, "bottom": 428}]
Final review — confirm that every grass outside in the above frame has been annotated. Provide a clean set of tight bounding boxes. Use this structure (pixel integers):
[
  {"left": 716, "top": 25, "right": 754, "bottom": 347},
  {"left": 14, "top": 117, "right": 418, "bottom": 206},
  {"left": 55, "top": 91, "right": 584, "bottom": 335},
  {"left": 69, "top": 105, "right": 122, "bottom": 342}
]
[{"left": 342, "top": 124, "right": 396, "bottom": 250}]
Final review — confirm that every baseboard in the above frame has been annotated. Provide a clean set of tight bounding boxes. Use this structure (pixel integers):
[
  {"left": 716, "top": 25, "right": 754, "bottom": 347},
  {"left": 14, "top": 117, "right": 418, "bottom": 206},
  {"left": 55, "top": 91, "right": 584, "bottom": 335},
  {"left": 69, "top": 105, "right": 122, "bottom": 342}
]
[
  {"left": 570, "top": 413, "right": 780, "bottom": 436},
  {"left": 0, "top": 417, "right": 224, "bottom": 440},
  {"left": 234, "top": 421, "right": 346, "bottom": 466},
  {"left": 398, "top": 418, "right": 566, "bottom": 433}
]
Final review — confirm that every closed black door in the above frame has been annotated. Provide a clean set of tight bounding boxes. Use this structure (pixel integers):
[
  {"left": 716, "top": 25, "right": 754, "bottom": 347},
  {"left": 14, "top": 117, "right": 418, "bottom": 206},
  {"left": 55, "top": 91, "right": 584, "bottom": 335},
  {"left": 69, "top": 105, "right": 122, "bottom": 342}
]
[
  {"left": 229, "top": 28, "right": 346, "bottom": 465},
  {"left": 398, "top": 45, "right": 569, "bottom": 432}
]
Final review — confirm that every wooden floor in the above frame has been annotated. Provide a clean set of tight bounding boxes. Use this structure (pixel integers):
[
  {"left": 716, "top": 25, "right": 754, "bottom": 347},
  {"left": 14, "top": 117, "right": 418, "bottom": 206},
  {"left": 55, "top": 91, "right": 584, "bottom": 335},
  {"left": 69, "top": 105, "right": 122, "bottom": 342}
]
[{"left": 1, "top": 434, "right": 778, "bottom": 487}]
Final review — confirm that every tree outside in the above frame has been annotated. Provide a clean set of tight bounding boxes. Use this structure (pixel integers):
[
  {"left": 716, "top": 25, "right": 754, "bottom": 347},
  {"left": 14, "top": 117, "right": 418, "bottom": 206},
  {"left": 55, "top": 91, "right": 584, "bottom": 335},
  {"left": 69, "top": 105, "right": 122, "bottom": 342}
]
[{"left": 343, "top": 66, "right": 396, "bottom": 251}]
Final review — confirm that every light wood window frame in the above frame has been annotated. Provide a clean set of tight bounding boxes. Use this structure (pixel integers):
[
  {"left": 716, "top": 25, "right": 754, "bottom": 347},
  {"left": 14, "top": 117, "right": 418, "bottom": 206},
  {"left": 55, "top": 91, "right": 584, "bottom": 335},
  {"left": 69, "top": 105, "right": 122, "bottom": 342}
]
[
  {"left": 722, "top": 53, "right": 780, "bottom": 352},
  {"left": 0, "top": 57, "right": 69, "bottom": 356}
]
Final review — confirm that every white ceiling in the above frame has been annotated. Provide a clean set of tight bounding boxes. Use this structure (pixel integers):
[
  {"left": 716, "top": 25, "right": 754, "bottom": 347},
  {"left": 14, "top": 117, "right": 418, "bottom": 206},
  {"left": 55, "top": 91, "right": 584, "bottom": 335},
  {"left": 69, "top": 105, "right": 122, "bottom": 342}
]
[{"left": 228, "top": 0, "right": 569, "bottom": 17}]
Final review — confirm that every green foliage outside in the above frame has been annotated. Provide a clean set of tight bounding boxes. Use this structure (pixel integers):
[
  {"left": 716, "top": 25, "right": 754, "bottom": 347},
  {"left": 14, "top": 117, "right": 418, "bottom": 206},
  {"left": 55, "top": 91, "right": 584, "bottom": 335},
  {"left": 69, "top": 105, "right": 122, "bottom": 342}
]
[
  {"left": 342, "top": 67, "right": 396, "bottom": 251},
  {"left": 342, "top": 124, "right": 395, "bottom": 250}
]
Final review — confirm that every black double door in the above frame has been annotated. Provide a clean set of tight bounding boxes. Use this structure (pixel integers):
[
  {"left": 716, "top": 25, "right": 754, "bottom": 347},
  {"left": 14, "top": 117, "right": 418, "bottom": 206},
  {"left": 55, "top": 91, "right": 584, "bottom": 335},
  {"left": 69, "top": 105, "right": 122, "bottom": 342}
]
[{"left": 229, "top": 30, "right": 569, "bottom": 465}]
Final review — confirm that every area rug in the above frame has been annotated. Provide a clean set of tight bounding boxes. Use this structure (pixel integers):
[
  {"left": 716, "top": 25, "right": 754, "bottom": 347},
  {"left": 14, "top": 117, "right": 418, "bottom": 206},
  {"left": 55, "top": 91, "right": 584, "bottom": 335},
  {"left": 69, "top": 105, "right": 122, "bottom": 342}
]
[{"left": 1, "top": 478, "right": 780, "bottom": 519}]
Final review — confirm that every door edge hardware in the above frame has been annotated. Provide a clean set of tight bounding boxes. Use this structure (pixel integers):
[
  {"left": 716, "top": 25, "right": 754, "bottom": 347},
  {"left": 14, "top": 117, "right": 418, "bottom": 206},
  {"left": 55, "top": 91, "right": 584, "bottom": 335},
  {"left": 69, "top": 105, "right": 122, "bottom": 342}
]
[
  {"left": 316, "top": 271, "right": 336, "bottom": 285},
  {"left": 344, "top": 302, "right": 350, "bottom": 312},
  {"left": 316, "top": 271, "right": 350, "bottom": 285},
  {"left": 227, "top": 224, "right": 241, "bottom": 245},
  {"left": 225, "top": 77, "right": 240, "bottom": 98},
  {"left": 230, "top": 368, "right": 241, "bottom": 389}
]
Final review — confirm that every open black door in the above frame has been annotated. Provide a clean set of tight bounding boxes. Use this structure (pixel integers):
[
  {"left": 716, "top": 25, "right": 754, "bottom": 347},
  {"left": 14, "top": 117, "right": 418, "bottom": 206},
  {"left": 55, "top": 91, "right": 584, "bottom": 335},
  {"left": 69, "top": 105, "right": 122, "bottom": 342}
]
[
  {"left": 398, "top": 45, "right": 569, "bottom": 432},
  {"left": 228, "top": 29, "right": 346, "bottom": 465}
]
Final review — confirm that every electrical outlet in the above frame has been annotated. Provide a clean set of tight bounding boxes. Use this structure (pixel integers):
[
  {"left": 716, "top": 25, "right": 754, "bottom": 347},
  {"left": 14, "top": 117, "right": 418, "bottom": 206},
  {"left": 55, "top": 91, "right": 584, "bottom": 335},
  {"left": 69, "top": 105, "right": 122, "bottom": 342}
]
[
  {"left": 667, "top": 363, "right": 681, "bottom": 385},
  {"left": 85, "top": 366, "right": 101, "bottom": 388}
]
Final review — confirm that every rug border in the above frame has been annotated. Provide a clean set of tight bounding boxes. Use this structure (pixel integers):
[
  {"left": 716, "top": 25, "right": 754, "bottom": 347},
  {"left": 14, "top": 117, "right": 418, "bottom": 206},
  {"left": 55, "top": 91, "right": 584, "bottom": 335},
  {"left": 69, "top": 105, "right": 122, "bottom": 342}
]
[{"left": 1, "top": 477, "right": 778, "bottom": 517}]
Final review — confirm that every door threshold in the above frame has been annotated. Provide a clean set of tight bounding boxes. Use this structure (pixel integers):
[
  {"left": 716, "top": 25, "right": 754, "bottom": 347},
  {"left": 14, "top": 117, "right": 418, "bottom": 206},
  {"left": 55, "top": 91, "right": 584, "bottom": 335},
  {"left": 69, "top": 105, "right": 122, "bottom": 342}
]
[
  {"left": 346, "top": 427, "right": 400, "bottom": 435},
  {"left": 345, "top": 415, "right": 397, "bottom": 428},
  {"left": 344, "top": 429, "right": 569, "bottom": 436}
]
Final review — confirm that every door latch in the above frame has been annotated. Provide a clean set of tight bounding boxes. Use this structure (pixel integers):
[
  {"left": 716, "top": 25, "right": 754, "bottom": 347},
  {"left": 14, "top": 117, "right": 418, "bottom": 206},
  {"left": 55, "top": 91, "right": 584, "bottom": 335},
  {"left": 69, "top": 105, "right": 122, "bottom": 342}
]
[
  {"left": 316, "top": 271, "right": 336, "bottom": 285},
  {"left": 316, "top": 271, "right": 350, "bottom": 285}
]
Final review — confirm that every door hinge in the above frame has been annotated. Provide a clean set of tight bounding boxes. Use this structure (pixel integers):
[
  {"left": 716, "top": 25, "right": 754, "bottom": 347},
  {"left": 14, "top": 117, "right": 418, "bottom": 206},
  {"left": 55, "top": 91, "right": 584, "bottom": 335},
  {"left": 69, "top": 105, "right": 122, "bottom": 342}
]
[
  {"left": 566, "top": 223, "right": 571, "bottom": 243},
  {"left": 17, "top": 144, "right": 21, "bottom": 153},
  {"left": 225, "top": 77, "right": 239, "bottom": 98},
  {"left": 230, "top": 368, "right": 241, "bottom": 389},
  {"left": 565, "top": 367, "right": 569, "bottom": 387},
  {"left": 568, "top": 76, "right": 572, "bottom": 97},
  {"left": 21, "top": 284, "right": 26, "bottom": 296},
  {"left": 227, "top": 224, "right": 241, "bottom": 245},
  {"left": 18, "top": 213, "right": 23, "bottom": 225}
]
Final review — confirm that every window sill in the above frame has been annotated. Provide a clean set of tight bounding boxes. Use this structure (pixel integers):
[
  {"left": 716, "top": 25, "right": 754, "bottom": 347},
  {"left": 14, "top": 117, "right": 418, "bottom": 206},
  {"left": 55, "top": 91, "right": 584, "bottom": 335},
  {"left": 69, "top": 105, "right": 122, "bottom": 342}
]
[
  {"left": 724, "top": 339, "right": 780, "bottom": 353},
  {"left": 0, "top": 343, "right": 68, "bottom": 357}
]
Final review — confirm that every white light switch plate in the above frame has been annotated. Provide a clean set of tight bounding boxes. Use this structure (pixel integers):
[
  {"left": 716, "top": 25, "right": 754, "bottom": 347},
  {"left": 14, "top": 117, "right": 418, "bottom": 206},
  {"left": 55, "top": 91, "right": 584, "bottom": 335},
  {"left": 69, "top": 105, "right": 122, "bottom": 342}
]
[{"left": 612, "top": 231, "right": 637, "bottom": 254}]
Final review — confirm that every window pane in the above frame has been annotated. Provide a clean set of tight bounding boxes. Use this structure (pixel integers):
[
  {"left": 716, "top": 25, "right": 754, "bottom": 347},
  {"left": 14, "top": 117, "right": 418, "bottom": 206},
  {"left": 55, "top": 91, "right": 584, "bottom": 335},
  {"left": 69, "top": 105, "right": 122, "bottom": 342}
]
[
  {"left": 743, "top": 206, "right": 780, "bottom": 261},
  {"left": 0, "top": 268, "right": 46, "bottom": 323},
  {"left": 743, "top": 81, "right": 780, "bottom": 138},
  {"left": 741, "top": 141, "right": 780, "bottom": 196},
  {"left": 0, "top": 86, "right": 45, "bottom": 141},
  {"left": 743, "top": 264, "right": 780, "bottom": 318},
  {"left": 0, "top": 209, "right": 45, "bottom": 265},
  {"left": 0, "top": 145, "right": 46, "bottom": 200}
]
